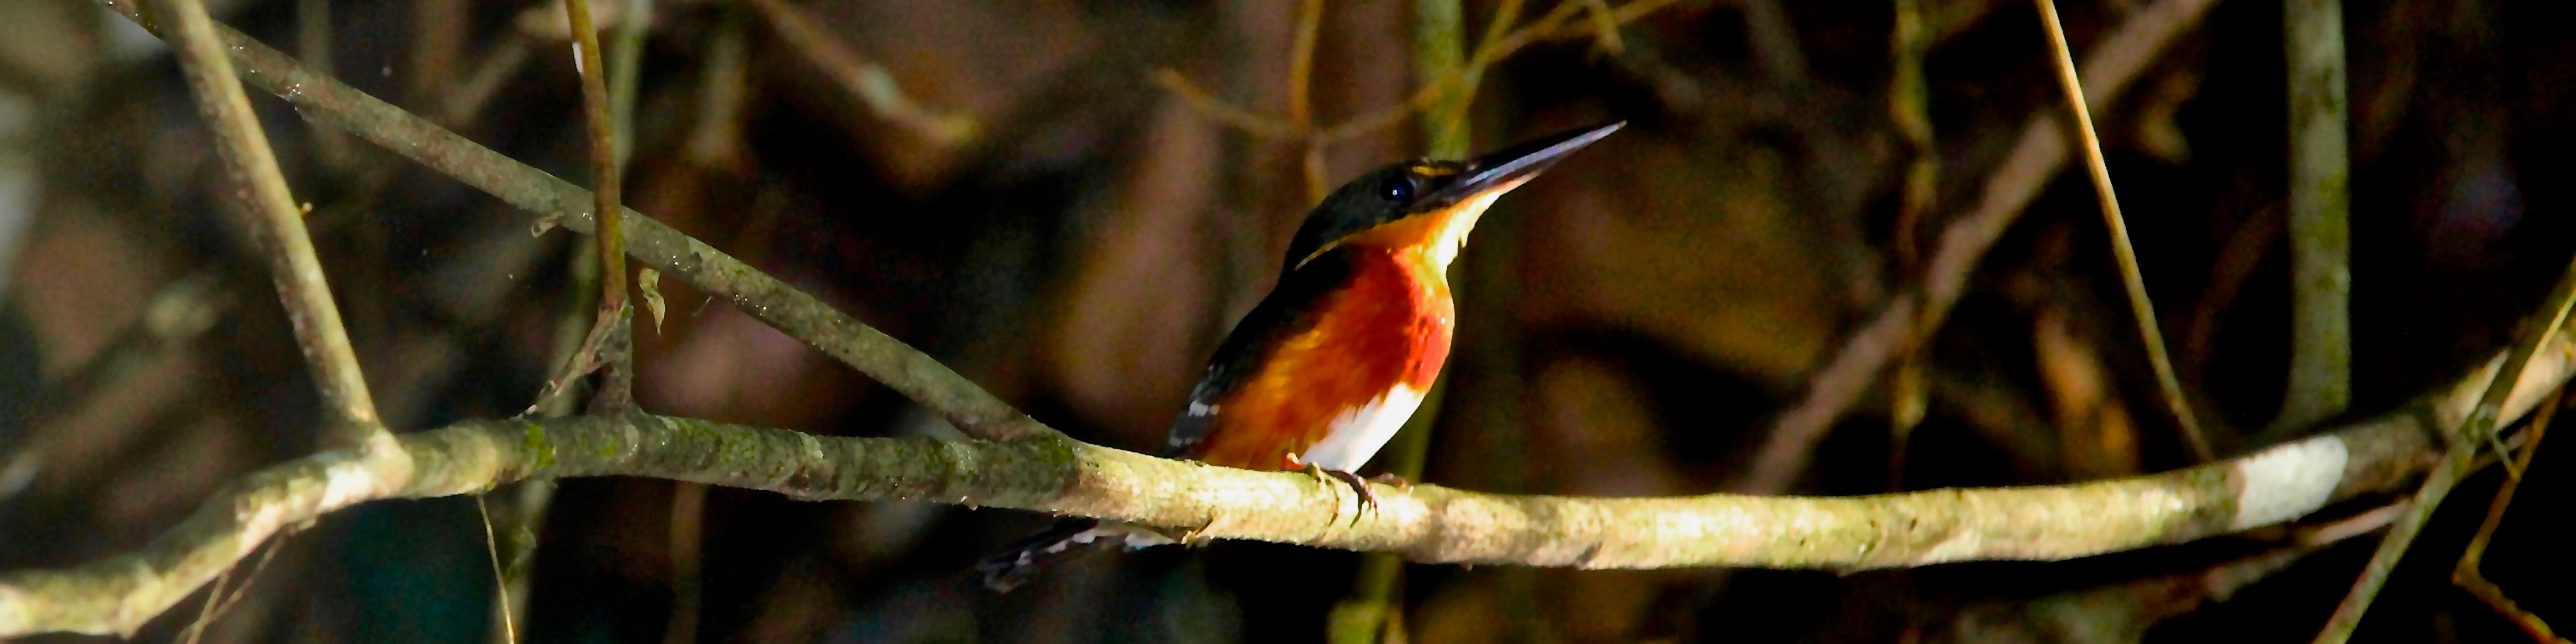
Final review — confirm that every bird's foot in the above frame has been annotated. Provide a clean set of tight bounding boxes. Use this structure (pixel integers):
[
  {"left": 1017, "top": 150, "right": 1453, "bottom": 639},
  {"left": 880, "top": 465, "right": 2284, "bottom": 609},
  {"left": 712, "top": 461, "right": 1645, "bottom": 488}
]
[
  {"left": 1319, "top": 467, "right": 1380, "bottom": 525},
  {"left": 1368, "top": 472, "right": 1413, "bottom": 489},
  {"left": 1289, "top": 457, "right": 1378, "bottom": 525}
]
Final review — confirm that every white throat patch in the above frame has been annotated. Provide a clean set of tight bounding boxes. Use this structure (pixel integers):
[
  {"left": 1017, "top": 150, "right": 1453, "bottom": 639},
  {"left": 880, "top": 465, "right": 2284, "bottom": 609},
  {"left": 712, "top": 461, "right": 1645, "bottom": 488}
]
[{"left": 1422, "top": 178, "right": 1525, "bottom": 276}]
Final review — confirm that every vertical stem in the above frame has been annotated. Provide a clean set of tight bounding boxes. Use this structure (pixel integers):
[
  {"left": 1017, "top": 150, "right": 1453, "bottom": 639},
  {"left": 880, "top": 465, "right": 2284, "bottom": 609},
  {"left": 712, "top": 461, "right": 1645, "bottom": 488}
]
[
  {"left": 485, "top": 241, "right": 596, "bottom": 644},
  {"left": 156, "top": 0, "right": 393, "bottom": 453},
  {"left": 475, "top": 496, "right": 519, "bottom": 644},
  {"left": 410, "top": 0, "right": 467, "bottom": 100},
  {"left": 2274, "top": 0, "right": 2352, "bottom": 433},
  {"left": 567, "top": 0, "right": 628, "bottom": 318},
  {"left": 662, "top": 482, "right": 706, "bottom": 644},
  {"left": 608, "top": 0, "right": 655, "bottom": 171},
  {"left": 2033, "top": 0, "right": 2214, "bottom": 462},
  {"left": 297, "top": 0, "right": 349, "bottom": 169},
  {"left": 1887, "top": 0, "right": 1938, "bottom": 488},
  {"left": 1412, "top": 0, "right": 1468, "bottom": 158},
  {"left": 1285, "top": 0, "right": 1324, "bottom": 132},
  {"left": 1287, "top": 0, "right": 1329, "bottom": 204}
]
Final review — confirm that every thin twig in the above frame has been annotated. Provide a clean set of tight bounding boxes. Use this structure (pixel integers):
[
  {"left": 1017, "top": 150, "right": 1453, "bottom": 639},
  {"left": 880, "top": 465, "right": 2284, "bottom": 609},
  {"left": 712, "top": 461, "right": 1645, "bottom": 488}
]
[
  {"left": 1147, "top": 70, "right": 1297, "bottom": 138},
  {"left": 153, "top": 0, "right": 393, "bottom": 454},
  {"left": 178, "top": 565, "right": 227, "bottom": 644},
  {"left": 2311, "top": 248, "right": 2576, "bottom": 644},
  {"left": 569, "top": 0, "right": 629, "bottom": 381},
  {"left": 174, "top": 532, "right": 287, "bottom": 644},
  {"left": 744, "top": 0, "right": 975, "bottom": 145},
  {"left": 483, "top": 242, "right": 596, "bottom": 644},
  {"left": 438, "top": 33, "right": 535, "bottom": 128},
  {"left": 684, "top": 10, "right": 753, "bottom": 170},
  {"left": 1164, "top": 0, "right": 1682, "bottom": 147},
  {"left": 475, "top": 496, "right": 518, "bottom": 644},
  {"left": 527, "top": 0, "right": 645, "bottom": 416},
  {"left": 2452, "top": 389, "right": 2567, "bottom": 643},
  {"left": 2033, "top": 0, "right": 2212, "bottom": 462},
  {"left": 1577, "top": 0, "right": 1625, "bottom": 54}
]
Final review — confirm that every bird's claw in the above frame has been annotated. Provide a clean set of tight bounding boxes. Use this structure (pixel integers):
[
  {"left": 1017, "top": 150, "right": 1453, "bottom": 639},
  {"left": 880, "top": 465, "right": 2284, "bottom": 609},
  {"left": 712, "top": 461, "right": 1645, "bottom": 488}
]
[
  {"left": 1292, "top": 459, "right": 1378, "bottom": 526},
  {"left": 1318, "top": 467, "right": 1379, "bottom": 526}
]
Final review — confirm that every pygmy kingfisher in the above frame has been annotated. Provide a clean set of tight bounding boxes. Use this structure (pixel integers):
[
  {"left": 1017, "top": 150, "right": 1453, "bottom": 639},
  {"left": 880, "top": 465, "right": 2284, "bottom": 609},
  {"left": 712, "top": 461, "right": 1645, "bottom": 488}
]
[{"left": 978, "top": 122, "right": 1622, "bottom": 591}]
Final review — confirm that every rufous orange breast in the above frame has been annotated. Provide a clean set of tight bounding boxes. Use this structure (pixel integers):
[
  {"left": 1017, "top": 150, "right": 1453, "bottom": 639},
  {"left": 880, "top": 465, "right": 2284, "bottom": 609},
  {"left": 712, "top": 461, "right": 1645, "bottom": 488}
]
[{"left": 1183, "top": 245, "right": 1453, "bottom": 472}]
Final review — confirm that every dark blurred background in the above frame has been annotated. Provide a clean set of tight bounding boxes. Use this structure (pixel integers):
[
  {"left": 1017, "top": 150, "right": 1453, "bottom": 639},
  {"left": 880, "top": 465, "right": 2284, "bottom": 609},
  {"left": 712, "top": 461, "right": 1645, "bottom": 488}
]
[{"left": 0, "top": 0, "right": 2570, "bottom": 642}]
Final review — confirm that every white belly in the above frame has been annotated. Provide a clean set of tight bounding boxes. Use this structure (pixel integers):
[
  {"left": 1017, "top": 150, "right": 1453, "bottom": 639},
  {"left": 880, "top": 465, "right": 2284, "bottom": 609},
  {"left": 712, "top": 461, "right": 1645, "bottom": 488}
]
[{"left": 1296, "top": 383, "right": 1428, "bottom": 472}]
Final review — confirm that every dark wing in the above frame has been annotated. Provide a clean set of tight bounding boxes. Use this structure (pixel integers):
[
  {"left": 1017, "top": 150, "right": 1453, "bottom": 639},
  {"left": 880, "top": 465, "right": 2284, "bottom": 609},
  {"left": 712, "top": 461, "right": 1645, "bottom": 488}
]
[{"left": 1161, "top": 248, "right": 1358, "bottom": 457}]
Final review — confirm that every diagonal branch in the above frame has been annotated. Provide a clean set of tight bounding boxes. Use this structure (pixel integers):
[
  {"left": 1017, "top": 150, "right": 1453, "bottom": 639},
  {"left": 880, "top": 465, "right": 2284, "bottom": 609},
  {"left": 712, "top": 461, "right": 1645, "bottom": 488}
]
[
  {"left": 2033, "top": 0, "right": 2213, "bottom": 461},
  {"left": 153, "top": 0, "right": 396, "bottom": 455},
  {"left": 93, "top": 0, "right": 1056, "bottom": 444},
  {"left": 1738, "top": 0, "right": 2220, "bottom": 494},
  {"left": 6, "top": 324, "right": 2572, "bottom": 638}
]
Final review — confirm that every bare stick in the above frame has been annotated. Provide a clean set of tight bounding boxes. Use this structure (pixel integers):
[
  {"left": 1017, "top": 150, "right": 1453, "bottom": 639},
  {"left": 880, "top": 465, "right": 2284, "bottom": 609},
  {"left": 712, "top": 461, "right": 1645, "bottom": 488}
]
[
  {"left": 2033, "top": 0, "right": 2213, "bottom": 462},
  {"left": 2274, "top": 0, "right": 2354, "bottom": 434},
  {"left": 1740, "top": 0, "right": 2220, "bottom": 494},
  {"left": 153, "top": 0, "right": 394, "bottom": 454},
  {"left": 474, "top": 496, "right": 518, "bottom": 644}
]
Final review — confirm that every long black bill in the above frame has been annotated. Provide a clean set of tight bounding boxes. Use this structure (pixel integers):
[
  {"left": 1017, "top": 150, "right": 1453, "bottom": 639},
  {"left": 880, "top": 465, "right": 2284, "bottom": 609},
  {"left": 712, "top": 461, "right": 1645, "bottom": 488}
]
[{"left": 1426, "top": 121, "right": 1624, "bottom": 207}]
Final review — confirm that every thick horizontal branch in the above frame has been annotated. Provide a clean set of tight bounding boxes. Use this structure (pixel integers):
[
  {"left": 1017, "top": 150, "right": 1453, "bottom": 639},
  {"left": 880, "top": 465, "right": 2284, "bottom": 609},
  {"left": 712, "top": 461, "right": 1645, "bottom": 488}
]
[
  {"left": 90, "top": 0, "right": 1053, "bottom": 445},
  {"left": 7, "top": 325, "right": 2572, "bottom": 636}
]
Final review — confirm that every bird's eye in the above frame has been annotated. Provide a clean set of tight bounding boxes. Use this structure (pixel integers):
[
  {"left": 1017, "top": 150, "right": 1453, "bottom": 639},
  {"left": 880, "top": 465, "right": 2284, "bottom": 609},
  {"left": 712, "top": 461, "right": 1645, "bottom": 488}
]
[{"left": 1378, "top": 174, "right": 1417, "bottom": 202}]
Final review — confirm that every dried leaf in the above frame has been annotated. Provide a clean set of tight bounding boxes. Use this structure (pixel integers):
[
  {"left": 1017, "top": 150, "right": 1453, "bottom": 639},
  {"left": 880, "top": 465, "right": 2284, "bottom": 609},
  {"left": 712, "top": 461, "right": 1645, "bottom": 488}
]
[{"left": 638, "top": 267, "right": 666, "bottom": 334}]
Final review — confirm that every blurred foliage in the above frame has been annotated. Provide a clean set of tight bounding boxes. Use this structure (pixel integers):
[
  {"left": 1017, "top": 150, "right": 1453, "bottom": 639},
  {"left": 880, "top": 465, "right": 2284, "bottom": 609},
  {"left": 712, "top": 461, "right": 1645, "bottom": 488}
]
[{"left": 0, "top": 0, "right": 2572, "bottom": 643}]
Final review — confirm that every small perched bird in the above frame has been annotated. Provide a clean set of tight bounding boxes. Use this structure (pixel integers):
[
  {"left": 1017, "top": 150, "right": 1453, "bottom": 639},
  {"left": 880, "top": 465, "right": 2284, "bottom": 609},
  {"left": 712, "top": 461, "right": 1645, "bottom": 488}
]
[{"left": 977, "top": 122, "right": 1621, "bottom": 591}]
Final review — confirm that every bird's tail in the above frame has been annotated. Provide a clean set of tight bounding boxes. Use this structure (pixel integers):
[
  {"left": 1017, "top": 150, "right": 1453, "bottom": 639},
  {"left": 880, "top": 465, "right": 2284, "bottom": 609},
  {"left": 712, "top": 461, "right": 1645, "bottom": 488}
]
[
  {"left": 974, "top": 518, "right": 1106, "bottom": 592},
  {"left": 975, "top": 518, "right": 1181, "bottom": 592}
]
